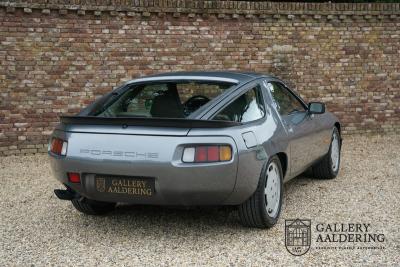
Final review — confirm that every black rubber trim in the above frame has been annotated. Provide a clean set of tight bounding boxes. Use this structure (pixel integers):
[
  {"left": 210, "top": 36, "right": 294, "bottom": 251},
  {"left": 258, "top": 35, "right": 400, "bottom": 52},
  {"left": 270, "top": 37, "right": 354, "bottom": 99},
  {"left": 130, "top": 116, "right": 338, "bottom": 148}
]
[{"left": 60, "top": 116, "right": 242, "bottom": 128}]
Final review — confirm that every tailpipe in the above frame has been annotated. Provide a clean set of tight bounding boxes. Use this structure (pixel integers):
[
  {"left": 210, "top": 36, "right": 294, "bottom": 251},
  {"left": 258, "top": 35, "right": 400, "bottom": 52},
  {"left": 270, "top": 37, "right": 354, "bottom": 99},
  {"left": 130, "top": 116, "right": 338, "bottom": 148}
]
[{"left": 54, "top": 189, "right": 78, "bottom": 200}]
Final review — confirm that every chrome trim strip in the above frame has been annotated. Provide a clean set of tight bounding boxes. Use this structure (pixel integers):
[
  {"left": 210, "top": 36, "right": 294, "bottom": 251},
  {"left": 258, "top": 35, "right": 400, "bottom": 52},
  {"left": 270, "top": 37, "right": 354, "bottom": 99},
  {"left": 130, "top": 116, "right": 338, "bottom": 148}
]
[{"left": 126, "top": 76, "right": 239, "bottom": 84}]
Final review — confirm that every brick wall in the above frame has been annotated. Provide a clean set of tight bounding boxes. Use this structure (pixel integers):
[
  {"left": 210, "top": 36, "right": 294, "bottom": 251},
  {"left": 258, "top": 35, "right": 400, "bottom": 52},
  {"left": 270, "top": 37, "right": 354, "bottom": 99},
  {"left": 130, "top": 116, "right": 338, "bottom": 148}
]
[{"left": 0, "top": 1, "right": 399, "bottom": 156}]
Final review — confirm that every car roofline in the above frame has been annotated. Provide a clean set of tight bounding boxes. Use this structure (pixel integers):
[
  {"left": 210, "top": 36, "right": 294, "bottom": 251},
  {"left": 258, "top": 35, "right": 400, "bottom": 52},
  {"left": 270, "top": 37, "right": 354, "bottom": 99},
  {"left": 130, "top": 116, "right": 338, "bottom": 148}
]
[{"left": 125, "top": 76, "right": 240, "bottom": 85}]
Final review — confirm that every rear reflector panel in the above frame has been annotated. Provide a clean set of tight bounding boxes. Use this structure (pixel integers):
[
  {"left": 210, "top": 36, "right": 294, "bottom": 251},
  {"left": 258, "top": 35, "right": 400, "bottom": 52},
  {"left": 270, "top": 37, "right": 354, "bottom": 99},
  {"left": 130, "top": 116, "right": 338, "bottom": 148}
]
[{"left": 68, "top": 172, "right": 81, "bottom": 183}]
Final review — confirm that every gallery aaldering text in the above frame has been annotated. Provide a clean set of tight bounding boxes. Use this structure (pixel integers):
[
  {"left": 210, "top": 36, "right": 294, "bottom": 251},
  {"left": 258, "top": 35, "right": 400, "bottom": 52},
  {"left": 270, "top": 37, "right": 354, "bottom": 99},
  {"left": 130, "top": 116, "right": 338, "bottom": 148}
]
[{"left": 315, "top": 223, "right": 385, "bottom": 243}]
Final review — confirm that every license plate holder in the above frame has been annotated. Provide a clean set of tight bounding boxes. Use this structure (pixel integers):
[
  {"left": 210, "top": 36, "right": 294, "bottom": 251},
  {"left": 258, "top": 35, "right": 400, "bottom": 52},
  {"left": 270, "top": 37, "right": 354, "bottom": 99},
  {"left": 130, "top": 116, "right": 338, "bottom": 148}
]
[{"left": 95, "top": 175, "right": 155, "bottom": 197}]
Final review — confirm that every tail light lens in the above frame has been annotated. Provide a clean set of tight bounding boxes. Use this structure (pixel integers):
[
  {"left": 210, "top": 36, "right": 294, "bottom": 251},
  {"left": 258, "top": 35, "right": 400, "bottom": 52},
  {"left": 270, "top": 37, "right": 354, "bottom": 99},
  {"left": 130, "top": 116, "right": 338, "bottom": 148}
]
[
  {"left": 182, "top": 145, "right": 232, "bottom": 163},
  {"left": 67, "top": 172, "right": 81, "bottom": 183},
  {"left": 49, "top": 137, "right": 68, "bottom": 156},
  {"left": 219, "top": 146, "right": 232, "bottom": 161}
]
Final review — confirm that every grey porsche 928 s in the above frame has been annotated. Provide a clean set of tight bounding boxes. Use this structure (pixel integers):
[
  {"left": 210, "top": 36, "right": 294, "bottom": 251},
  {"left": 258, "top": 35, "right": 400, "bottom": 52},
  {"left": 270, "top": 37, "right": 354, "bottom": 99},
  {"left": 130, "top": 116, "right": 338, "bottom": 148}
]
[{"left": 49, "top": 71, "right": 342, "bottom": 228}]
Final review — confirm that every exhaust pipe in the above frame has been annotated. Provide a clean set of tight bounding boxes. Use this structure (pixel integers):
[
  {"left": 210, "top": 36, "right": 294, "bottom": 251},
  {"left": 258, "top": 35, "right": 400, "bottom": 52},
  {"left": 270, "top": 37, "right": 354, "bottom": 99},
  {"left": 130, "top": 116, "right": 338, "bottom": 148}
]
[{"left": 54, "top": 188, "right": 79, "bottom": 200}]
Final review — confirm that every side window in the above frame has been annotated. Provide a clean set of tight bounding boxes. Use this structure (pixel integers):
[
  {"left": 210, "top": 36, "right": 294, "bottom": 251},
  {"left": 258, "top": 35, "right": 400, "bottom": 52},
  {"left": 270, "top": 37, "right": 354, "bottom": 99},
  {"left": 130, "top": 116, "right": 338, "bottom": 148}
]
[
  {"left": 213, "top": 86, "right": 265, "bottom": 123},
  {"left": 267, "top": 82, "right": 305, "bottom": 116}
]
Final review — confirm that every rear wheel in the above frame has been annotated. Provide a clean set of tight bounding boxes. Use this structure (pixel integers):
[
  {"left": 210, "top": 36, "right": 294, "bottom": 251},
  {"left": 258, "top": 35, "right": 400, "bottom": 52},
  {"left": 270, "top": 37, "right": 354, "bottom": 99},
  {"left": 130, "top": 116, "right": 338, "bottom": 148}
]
[
  {"left": 71, "top": 198, "right": 116, "bottom": 215},
  {"left": 238, "top": 156, "right": 283, "bottom": 228},
  {"left": 311, "top": 127, "right": 341, "bottom": 179}
]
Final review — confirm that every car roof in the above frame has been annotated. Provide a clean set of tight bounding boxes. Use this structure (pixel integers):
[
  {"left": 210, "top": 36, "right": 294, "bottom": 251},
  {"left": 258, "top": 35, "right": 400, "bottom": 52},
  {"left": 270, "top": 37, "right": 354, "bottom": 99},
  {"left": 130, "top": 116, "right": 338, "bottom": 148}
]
[{"left": 127, "top": 71, "right": 277, "bottom": 85}]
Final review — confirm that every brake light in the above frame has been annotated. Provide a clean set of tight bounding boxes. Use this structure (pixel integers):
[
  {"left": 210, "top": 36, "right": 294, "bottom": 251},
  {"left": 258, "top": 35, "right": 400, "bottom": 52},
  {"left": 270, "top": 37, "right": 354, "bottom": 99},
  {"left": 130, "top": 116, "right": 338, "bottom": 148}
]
[
  {"left": 183, "top": 145, "right": 232, "bottom": 163},
  {"left": 195, "top": 146, "right": 207, "bottom": 162},
  {"left": 207, "top": 146, "right": 219, "bottom": 162},
  {"left": 49, "top": 137, "right": 68, "bottom": 156},
  {"left": 68, "top": 172, "right": 81, "bottom": 183}
]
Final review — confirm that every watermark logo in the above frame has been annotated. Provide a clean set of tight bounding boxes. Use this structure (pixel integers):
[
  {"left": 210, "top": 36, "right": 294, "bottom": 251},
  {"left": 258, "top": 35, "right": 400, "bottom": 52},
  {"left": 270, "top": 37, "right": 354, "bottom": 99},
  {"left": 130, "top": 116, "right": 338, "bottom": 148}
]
[
  {"left": 284, "top": 219, "right": 386, "bottom": 255},
  {"left": 285, "top": 219, "right": 311, "bottom": 256},
  {"left": 96, "top": 177, "right": 106, "bottom": 192}
]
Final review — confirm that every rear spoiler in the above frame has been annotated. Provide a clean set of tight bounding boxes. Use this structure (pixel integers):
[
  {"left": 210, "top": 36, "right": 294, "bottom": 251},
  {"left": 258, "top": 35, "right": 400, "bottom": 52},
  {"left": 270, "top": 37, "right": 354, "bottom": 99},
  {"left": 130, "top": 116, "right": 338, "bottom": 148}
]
[{"left": 60, "top": 116, "right": 241, "bottom": 128}]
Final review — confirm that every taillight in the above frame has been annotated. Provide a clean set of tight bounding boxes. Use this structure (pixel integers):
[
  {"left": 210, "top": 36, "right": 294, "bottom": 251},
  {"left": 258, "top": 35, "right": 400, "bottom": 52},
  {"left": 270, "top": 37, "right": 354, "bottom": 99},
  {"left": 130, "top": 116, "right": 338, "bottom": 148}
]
[
  {"left": 219, "top": 146, "right": 232, "bottom": 161},
  {"left": 49, "top": 137, "right": 68, "bottom": 156},
  {"left": 182, "top": 145, "right": 232, "bottom": 163},
  {"left": 67, "top": 172, "right": 81, "bottom": 183}
]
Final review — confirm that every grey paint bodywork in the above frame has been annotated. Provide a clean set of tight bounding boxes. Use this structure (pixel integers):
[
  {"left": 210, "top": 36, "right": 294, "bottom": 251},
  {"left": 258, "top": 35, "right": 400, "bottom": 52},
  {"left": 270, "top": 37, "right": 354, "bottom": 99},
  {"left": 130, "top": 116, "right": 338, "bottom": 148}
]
[{"left": 49, "top": 71, "right": 340, "bottom": 206}]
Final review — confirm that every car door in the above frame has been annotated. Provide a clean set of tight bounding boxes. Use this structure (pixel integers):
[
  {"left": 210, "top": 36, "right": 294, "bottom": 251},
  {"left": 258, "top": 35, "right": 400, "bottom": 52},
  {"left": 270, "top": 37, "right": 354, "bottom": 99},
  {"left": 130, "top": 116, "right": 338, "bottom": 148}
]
[{"left": 265, "top": 81, "right": 322, "bottom": 176}]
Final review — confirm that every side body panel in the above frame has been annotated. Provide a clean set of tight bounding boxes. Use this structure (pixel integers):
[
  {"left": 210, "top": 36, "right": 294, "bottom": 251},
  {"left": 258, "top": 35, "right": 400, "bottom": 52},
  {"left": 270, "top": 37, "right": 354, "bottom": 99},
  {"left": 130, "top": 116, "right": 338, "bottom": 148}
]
[
  {"left": 263, "top": 78, "right": 337, "bottom": 178},
  {"left": 193, "top": 78, "right": 291, "bottom": 205}
]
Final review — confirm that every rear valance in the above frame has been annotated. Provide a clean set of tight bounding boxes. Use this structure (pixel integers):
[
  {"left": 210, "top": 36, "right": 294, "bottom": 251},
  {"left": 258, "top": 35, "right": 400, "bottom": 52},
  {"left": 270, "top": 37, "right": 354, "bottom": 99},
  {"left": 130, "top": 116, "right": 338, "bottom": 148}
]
[{"left": 60, "top": 116, "right": 241, "bottom": 128}]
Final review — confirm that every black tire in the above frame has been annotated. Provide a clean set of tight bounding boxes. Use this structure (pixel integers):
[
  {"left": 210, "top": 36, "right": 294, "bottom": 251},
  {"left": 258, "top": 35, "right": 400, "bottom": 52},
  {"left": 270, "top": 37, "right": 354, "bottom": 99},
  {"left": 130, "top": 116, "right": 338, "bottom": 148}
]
[
  {"left": 311, "top": 127, "right": 341, "bottom": 179},
  {"left": 71, "top": 198, "right": 116, "bottom": 215},
  {"left": 238, "top": 155, "right": 283, "bottom": 228}
]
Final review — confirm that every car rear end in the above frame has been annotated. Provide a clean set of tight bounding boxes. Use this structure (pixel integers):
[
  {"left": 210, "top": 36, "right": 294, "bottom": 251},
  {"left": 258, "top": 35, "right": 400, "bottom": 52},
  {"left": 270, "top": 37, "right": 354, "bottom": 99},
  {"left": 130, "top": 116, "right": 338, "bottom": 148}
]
[{"left": 49, "top": 119, "right": 239, "bottom": 206}]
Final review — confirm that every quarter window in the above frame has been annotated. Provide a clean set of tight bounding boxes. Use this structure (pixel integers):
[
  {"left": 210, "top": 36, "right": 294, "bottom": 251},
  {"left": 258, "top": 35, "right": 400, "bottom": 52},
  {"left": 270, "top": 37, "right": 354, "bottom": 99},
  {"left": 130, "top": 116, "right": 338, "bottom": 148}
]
[
  {"left": 212, "top": 86, "right": 265, "bottom": 123},
  {"left": 267, "top": 82, "right": 306, "bottom": 116}
]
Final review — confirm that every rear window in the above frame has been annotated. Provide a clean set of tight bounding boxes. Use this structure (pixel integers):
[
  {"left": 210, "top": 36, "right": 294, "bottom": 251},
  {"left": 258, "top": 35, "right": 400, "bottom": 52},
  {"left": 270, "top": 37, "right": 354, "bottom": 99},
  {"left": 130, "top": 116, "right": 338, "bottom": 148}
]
[{"left": 91, "top": 81, "right": 234, "bottom": 118}]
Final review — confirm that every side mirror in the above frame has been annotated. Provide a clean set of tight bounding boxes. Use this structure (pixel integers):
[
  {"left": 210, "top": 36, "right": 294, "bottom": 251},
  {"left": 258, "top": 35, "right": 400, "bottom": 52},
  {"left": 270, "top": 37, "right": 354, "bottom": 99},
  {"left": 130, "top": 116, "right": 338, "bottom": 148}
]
[{"left": 308, "top": 102, "right": 325, "bottom": 114}]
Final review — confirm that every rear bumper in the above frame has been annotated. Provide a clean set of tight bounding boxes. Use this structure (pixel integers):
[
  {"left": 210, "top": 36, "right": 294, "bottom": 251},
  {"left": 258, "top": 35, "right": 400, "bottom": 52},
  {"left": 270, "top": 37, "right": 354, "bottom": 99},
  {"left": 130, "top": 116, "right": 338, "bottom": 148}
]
[{"left": 49, "top": 151, "right": 239, "bottom": 206}]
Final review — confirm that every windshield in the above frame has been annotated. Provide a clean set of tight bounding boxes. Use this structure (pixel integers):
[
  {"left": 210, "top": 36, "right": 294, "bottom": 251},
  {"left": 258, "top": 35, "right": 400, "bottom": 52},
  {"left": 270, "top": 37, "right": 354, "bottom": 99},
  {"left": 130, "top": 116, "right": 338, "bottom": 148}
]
[{"left": 91, "top": 81, "right": 235, "bottom": 118}]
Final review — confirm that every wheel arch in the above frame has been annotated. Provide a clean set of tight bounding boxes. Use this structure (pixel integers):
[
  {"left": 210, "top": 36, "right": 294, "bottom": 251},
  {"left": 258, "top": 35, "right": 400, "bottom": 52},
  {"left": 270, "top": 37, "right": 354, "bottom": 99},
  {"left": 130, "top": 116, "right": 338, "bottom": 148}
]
[
  {"left": 276, "top": 152, "right": 288, "bottom": 179},
  {"left": 334, "top": 121, "right": 342, "bottom": 146},
  {"left": 334, "top": 121, "right": 341, "bottom": 135}
]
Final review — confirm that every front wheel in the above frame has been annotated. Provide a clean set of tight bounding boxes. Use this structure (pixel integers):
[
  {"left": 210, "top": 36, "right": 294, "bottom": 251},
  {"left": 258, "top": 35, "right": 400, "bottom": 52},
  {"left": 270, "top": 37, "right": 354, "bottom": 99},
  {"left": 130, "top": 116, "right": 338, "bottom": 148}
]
[
  {"left": 238, "top": 156, "right": 283, "bottom": 228},
  {"left": 311, "top": 127, "right": 341, "bottom": 179}
]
